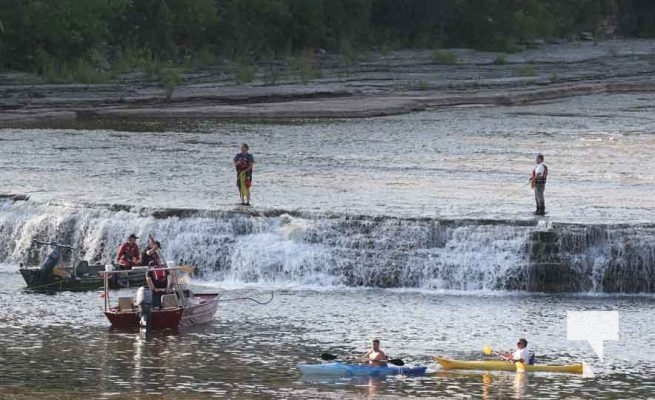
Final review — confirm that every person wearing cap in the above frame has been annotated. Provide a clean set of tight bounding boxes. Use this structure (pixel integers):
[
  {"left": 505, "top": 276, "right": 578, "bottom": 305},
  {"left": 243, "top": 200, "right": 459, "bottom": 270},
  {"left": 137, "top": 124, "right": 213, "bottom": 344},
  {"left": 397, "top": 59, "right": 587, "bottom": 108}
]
[
  {"left": 233, "top": 143, "right": 254, "bottom": 206},
  {"left": 143, "top": 237, "right": 172, "bottom": 308},
  {"left": 500, "top": 338, "right": 531, "bottom": 364},
  {"left": 141, "top": 238, "right": 163, "bottom": 267},
  {"left": 116, "top": 234, "right": 141, "bottom": 270},
  {"left": 361, "top": 338, "right": 387, "bottom": 365},
  {"left": 530, "top": 154, "right": 548, "bottom": 215}
]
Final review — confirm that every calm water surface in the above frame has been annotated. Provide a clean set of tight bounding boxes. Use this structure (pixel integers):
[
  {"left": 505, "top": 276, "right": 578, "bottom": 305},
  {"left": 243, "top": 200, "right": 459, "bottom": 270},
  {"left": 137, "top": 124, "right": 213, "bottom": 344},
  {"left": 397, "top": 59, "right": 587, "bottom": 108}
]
[{"left": 1, "top": 265, "right": 654, "bottom": 399}]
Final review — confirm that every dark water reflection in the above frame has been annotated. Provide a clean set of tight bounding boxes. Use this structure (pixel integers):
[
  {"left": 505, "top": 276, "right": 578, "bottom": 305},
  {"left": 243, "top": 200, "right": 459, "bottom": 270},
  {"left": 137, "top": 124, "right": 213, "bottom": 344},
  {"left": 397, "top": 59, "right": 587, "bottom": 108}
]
[{"left": 1, "top": 266, "right": 654, "bottom": 398}]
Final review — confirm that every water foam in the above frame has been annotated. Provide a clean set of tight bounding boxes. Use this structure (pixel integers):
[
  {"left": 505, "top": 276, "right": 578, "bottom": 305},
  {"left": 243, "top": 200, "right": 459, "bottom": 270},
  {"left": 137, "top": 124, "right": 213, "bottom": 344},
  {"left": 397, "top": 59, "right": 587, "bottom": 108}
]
[{"left": 2, "top": 199, "right": 654, "bottom": 292}]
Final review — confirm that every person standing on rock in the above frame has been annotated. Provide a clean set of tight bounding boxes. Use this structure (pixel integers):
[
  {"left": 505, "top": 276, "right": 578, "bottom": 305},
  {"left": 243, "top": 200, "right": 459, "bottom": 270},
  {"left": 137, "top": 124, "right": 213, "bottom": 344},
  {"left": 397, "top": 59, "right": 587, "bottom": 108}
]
[
  {"left": 233, "top": 143, "right": 254, "bottom": 206},
  {"left": 530, "top": 154, "right": 548, "bottom": 215}
]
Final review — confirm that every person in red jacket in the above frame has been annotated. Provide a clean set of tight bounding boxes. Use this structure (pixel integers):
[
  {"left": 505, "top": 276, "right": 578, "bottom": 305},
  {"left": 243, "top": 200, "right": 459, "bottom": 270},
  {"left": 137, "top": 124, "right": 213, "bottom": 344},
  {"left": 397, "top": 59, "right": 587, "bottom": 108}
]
[{"left": 116, "top": 234, "right": 140, "bottom": 270}]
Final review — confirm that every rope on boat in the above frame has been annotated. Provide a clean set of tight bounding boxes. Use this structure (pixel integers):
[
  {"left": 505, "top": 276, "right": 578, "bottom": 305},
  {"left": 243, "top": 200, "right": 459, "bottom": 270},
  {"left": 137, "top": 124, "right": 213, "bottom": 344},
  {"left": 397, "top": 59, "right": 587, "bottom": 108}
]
[{"left": 217, "top": 291, "right": 275, "bottom": 305}]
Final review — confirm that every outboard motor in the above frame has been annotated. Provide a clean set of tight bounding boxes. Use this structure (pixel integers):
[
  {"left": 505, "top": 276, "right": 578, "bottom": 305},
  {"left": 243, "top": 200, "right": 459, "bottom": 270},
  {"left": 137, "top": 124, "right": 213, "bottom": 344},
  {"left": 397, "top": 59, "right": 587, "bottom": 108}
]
[
  {"left": 39, "top": 249, "right": 61, "bottom": 284},
  {"left": 135, "top": 286, "right": 153, "bottom": 332}
]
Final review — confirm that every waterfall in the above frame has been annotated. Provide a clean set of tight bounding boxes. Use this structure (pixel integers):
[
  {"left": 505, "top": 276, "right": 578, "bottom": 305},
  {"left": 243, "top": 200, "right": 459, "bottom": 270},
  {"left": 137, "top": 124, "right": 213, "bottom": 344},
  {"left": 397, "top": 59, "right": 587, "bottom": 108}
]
[{"left": 2, "top": 198, "right": 654, "bottom": 292}]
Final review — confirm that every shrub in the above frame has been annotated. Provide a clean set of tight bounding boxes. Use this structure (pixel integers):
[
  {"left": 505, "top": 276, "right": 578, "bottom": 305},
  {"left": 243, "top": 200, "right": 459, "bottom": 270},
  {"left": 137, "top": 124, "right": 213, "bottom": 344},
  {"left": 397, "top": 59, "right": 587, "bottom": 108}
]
[
  {"left": 159, "top": 67, "right": 183, "bottom": 99},
  {"left": 493, "top": 54, "right": 508, "bottom": 65},
  {"left": 236, "top": 62, "right": 255, "bottom": 84},
  {"left": 432, "top": 49, "right": 458, "bottom": 65},
  {"left": 290, "top": 54, "right": 322, "bottom": 84},
  {"left": 518, "top": 64, "right": 537, "bottom": 77}
]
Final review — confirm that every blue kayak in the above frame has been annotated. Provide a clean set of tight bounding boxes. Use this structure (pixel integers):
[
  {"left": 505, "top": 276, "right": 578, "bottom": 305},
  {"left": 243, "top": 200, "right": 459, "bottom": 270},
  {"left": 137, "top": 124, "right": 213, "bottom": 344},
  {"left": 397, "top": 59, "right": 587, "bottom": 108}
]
[{"left": 298, "top": 362, "right": 427, "bottom": 377}]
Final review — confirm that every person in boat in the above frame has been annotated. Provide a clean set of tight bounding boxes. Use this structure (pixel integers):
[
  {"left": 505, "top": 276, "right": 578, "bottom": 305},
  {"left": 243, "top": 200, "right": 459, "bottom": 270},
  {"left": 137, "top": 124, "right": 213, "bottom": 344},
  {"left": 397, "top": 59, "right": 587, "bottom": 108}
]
[
  {"left": 530, "top": 154, "right": 548, "bottom": 215},
  {"left": 500, "top": 338, "right": 531, "bottom": 364},
  {"left": 116, "top": 234, "right": 140, "bottom": 270},
  {"left": 140, "top": 238, "right": 163, "bottom": 267},
  {"left": 233, "top": 143, "right": 254, "bottom": 206},
  {"left": 144, "top": 241, "right": 172, "bottom": 309},
  {"left": 361, "top": 338, "right": 387, "bottom": 365}
]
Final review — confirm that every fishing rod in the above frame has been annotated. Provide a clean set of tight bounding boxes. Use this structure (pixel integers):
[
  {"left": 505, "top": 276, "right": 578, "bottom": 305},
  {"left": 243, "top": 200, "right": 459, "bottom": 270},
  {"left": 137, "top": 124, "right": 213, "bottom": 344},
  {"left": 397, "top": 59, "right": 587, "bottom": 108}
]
[
  {"left": 31, "top": 239, "right": 78, "bottom": 251},
  {"left": 217, "top": 291, "right": 275, "bottom": 305}
]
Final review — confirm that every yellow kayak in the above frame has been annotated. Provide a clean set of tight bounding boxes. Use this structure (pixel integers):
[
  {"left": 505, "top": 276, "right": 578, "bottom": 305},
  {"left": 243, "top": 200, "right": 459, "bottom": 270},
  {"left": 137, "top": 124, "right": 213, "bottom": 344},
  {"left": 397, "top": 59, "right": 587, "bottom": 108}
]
[{"left": 436, "top": 357, "right": 583, "bottom": 374}]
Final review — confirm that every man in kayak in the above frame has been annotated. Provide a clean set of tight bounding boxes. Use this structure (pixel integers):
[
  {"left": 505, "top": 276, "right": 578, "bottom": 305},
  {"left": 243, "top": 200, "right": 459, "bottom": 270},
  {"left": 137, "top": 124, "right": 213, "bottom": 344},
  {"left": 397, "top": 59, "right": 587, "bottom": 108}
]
[
  {"left": 361, "top": 338, "right": 387, "bottom": 365},
  {"left": 233, "top": 143, "right": 254, "bottom": 206},
  {"left": 116, "top": 234, "right": 140, "bottom": 270},
  {"left": 500, "top": 338, "right": 531, "bottom": 364}
]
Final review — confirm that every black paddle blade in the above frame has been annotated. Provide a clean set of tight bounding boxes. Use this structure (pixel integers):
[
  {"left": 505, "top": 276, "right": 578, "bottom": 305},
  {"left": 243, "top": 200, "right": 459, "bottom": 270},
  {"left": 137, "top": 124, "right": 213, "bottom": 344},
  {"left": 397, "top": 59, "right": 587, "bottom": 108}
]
[
  {"left": 387, "top": 358, "right": 404, "bottom": 366},
  {"left": 321, "top": 353, "right": 338, "bottom": 361}
]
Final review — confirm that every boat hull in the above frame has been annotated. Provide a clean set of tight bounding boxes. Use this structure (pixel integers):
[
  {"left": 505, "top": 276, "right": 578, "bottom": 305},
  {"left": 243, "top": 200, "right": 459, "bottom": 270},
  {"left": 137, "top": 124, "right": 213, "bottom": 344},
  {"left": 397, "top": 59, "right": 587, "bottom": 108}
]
[
  {"left": 436, "top": 357, "right": 583, "bottom": 374},
  {"left": 105, "top": 307, "right": 184, "bottom": 330},
  {"left": 104, "top": 293, "right": 220, "bottom": 330},
  {"left": 298, "top": 362, "right": 427, "bottom": 377},
  {"left": 20, "top": 267, "right": 145, "bottom": 291},
  {"left": 179, "top": 294, "right": 221, "bottom": 327}
]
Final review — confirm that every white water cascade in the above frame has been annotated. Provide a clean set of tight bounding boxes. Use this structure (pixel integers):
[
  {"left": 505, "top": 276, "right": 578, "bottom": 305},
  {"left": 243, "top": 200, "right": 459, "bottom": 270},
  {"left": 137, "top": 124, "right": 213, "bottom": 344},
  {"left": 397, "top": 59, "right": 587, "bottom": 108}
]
[{"left": 2, "top": 199, "right": 654, "bottom": 292}]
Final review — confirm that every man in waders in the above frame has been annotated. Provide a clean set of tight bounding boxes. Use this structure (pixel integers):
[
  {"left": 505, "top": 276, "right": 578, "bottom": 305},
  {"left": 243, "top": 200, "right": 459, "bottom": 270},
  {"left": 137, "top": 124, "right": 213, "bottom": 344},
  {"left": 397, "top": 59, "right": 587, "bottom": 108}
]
[
  {"left": 530, "top": 154, "right": 548, "bottom": 215},
  {"left": 233, "top": 143, "right": 254, "bottom": 206}
]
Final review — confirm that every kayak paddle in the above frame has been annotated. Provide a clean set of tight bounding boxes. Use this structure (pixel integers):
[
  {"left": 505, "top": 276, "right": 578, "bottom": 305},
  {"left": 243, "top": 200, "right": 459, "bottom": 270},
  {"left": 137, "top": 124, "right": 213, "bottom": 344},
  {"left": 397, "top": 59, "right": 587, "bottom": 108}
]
[{"left": 320, "top": 352, "right": 405, "bottom": 366}]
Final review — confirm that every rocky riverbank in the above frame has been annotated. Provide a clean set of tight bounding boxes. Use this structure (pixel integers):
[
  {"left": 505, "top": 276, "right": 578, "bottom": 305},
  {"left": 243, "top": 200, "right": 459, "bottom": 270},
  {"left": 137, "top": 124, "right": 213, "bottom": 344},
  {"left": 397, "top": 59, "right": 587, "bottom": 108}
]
[{"left": 1, "top": 39, "right": 655, "bottom": 126}]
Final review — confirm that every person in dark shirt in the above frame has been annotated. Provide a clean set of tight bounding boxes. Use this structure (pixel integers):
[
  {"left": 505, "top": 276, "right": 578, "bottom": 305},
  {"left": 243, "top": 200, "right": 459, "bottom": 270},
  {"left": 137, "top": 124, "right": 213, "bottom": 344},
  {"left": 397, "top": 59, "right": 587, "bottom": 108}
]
[
  {"left": 141, "top": 240, "right": 163, "bottom": 267},
  {"left": 233, "top": 143, "right": 255, "bottom": 206}
]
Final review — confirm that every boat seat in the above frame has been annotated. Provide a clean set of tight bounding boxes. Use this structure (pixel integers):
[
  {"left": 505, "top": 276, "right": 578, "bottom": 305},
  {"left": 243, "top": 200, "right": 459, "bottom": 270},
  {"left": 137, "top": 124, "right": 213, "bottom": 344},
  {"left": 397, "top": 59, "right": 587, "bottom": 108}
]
[
  {"left": 118, "top": 297, "right": 133, "bottom": 312},
  {"left": 160, "top": 294, "right": 179, "bottom": 310}
]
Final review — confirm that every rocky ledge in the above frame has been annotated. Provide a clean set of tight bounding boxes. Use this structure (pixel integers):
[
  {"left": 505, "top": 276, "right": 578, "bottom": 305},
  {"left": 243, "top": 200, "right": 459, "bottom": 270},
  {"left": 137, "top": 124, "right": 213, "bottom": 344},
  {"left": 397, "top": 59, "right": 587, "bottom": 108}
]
[{"left": 1, "top": 39, "right": 655, "bottom": 126}]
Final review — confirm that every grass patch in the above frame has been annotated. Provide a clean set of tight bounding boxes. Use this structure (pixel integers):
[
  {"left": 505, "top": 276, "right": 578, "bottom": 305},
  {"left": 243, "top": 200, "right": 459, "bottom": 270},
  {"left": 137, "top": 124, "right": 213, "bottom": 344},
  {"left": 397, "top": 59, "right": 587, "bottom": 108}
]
[
  {"left": 236, "top": 62, "right": 255, "bottom": 84},
  {"left": 159, "top": 66, "right": 184, "bottom": 99},
  {"left": 341, "top": 40, "right": 359, "bottom": 64},
  {"left": 418, "top": 80, "right": 428, "bottom": 91},
  {"left": 517, "top": 64, "right": 537, "bottom": 77},
  {"left": 550, "top": 72, "right": 559, "bottom": 83},
  {"left": 493, "top": 54, "right": 508, "bottom": 65},
  {"left": 262, "top": 64, "right": 281, "bottom": 85},
  {"left": 290, "top": 54, "right": 322, "bottom": 84},
  {"left": 33, "top": 48, "right": 108, "bottom": 83},
  {"left": 432, "top": 49, "right": 458, "bottom": 65}
]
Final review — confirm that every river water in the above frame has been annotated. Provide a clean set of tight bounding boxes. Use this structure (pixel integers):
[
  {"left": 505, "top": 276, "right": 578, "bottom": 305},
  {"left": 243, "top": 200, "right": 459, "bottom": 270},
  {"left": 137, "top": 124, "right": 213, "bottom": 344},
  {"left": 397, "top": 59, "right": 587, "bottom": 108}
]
[
  {"left": 1, "top": 93, "right": 654, "bottom": 222},
  {"left": 1, "top": 93, "right": 655, "bottom": 398},
  {"left": 1, "top": 264, "right": 654, "bottom": 399}
]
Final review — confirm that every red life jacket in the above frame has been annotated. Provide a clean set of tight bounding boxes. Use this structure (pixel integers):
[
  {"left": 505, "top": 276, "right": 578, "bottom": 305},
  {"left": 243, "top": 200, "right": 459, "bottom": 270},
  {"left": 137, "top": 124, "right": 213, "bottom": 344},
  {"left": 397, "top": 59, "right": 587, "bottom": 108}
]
[
  {"left": 152, "top": 268, "right": 167, "bottom": 281},
  {"left": 117, "top": 242, "right": 139, "bottom": 266}
]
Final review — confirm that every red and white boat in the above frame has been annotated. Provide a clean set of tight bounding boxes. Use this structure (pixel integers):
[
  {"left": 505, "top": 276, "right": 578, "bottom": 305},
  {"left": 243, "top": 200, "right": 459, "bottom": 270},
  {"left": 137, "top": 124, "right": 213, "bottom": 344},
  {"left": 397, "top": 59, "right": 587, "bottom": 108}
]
[{"left": 100, "top": 267, "right": 219, "bottom": 330}]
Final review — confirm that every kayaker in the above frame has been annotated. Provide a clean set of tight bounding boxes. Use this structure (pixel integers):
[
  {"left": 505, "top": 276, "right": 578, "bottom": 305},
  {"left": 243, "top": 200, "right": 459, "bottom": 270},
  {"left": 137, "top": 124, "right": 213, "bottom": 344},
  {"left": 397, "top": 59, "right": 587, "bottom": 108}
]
[
  {"left": 500, "top": 338, "right": 530, "bottom": 364},
  {"left": 530, "top": 154, "right": 548, "bottom": 215},
  {"left": 233, "top": 143, "right": 254, "bottom": 206},
  {"left": 361, "top": 338, "right": 387, "bottom": 365},
  {"left": 116, "top": 234, "right": 140, "bottom": 270}
]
